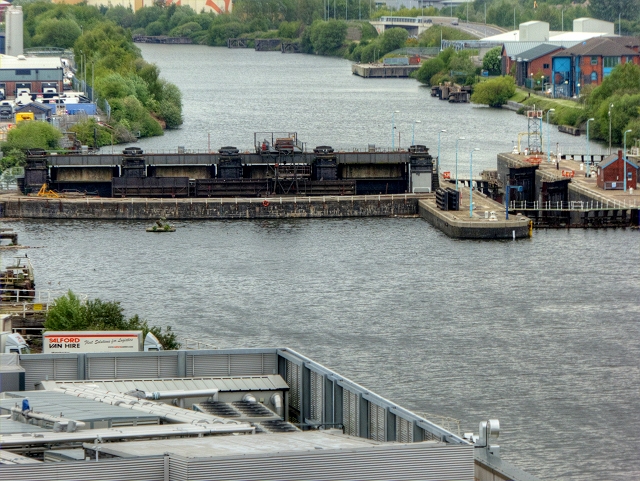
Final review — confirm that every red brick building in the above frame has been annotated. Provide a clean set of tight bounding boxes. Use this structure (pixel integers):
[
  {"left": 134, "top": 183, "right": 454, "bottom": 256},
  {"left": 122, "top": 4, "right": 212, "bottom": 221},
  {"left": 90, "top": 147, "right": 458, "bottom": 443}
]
[
  {"left": 551, "top": 37, "right": 640, "bottom": 98},
  {"left": 596, "top": 150, "right": 638, "bottom": 190},
  {"left": 514, "top": 43, "right": 564, "bottom": 88}
]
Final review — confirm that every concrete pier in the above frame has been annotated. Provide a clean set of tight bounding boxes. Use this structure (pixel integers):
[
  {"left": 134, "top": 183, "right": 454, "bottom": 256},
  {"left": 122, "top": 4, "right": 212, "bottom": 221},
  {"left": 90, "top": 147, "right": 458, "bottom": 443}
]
[
  {"left": 497, "top": 152, "right": 640, "bottom": 227},
  {"left": 418, "top": 186, "right": 531, "bottom": 239},
  {"left": 351, "top": 63, "right": 420, "bottom": 78}
]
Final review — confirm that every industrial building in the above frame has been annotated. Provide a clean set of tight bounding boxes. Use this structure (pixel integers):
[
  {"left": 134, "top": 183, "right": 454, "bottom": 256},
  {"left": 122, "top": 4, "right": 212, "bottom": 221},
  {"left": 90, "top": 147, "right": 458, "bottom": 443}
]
[
  {"left": 0, "top": 55, "right": 64, "bottom": 100},
  {"left": 0, "top": 347, "right": 537, "bottom": 481}
]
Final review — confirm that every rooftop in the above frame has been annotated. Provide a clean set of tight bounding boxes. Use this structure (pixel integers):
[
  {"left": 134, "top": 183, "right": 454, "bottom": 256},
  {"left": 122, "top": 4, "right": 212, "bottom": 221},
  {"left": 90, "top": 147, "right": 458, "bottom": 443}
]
[{"left": 0, "top": 55, "right": 63, "bottom": 70}]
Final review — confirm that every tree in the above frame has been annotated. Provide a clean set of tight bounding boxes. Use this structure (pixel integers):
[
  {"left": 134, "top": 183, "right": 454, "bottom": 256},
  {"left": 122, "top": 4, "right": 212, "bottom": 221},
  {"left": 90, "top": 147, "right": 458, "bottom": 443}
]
[
  {"left": 31, "top": 18, "right": 82, "bottom": 48},
  {"left": 471, "top": 76, "right": 516, "bottom": 107},
  {"left": 379, "top": 28, "right": 408, "bottom": 54},
  {"left": 4, "top": 121, "right": 62, "bottom": 151},
  {"left": 45, "top": 291, "right": 180, "bottom": 350},
  {"left": 589, "top": 0, "right": 639, "bottom": 22},
  {"left": 482, "top": 46, "right": 502, "bottom": 76},
  {"left": 309, "top": 20, "right": 347, "bottom": 55},
  {"left": 415, "top": 57, "right": 445, "bottom": 85}
]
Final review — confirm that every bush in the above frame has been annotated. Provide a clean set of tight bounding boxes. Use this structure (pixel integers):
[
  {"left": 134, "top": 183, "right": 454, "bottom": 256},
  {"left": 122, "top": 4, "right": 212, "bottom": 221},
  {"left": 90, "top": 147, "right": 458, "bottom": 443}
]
[
  {"left": 415, "top": 57, "right": 445, "bottom": 85},
  {"left": 45, "top": 291, "right": 180, "bottom": 350},
  {"left": 4, "top": 121, "right": 62, "bottom": 151},
  {"left": 471, "top": 76, "right": 516, "bottom": 107}
]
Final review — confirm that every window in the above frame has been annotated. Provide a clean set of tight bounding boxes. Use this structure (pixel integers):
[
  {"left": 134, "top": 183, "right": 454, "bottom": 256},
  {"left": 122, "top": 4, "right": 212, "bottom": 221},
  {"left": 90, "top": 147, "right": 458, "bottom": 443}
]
[
  {"left": 591, "top": 57, "right": 598, "bottom": 65},
  {"left": 591, "top": 71, "right": 598, "bottom": 82},
  {"left": 604, "top": 57, "right": 620, "bottom": 68},
  {"left": 15, "top": 69, "right": 31, "bottom": 75},
  {"left": 543, "top": 63, "right": 550, "bottom": 69}
]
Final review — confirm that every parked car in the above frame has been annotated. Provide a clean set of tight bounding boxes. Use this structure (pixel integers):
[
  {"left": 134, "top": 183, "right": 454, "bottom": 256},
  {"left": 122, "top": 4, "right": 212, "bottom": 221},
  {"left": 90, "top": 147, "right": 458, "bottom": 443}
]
[{"left": 451, "top": 19, "right": 459, "bottom": 25}]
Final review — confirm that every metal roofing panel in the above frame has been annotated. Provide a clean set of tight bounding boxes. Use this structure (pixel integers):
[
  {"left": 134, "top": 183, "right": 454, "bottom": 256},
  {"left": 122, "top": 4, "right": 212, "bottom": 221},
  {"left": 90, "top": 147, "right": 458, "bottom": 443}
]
[
  {"left": 517, "top": 43, "right": 564, "bottom": 61},
  {"left": 0, "top": 391, "right": 160, "bottom": 423},
  {"left": 0, "top": 417, "right": 49, "bottom": 434},
  {"left": 96, "top": 430, "right": 400, "bottom": 458},
  {"left": 40, "top": 376, "right": 289, "bottom": 393}
]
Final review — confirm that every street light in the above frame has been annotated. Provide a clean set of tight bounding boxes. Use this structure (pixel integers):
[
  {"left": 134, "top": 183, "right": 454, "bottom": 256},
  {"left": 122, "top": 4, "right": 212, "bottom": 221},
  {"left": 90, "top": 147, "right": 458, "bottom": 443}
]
[
  {"left": 412, "top": 120, "right": 421, "bottom": 146},
  {"left": 469, "top": 148, "right": 480, "bottom": 218},
  {"left": 624, "top": 129, "right": 632, "bottom": 192},
  {"left": 455, "top": 136, "right": 465, "bottom": 191},
  {"left": 609, "top": 103, "right": 614, "bottom": 154},
  {"left": 391, "top": 110, "right": 400, "bottom": 150},
  {"left": 546, "top": 108, "right": 555, "bottom": 163},
  {"left": 437, "top": 129, "right": 446, "bottom": 176},
  {"left": 586, "top": 117, "right": 595, "bottom": 176}
]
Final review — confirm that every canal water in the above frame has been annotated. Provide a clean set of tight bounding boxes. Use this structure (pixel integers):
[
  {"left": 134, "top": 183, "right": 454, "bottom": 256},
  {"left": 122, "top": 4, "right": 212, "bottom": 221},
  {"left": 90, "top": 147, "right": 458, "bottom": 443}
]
[{"left": 15, "top": 45, "right": 639, "bottom": 480}]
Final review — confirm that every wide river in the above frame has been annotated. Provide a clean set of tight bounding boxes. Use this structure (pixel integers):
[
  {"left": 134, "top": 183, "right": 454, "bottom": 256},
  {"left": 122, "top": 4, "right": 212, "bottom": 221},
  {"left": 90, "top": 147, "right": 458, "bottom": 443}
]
[{"left": 11, "top": 45, "right": 640, "bottom": 480}]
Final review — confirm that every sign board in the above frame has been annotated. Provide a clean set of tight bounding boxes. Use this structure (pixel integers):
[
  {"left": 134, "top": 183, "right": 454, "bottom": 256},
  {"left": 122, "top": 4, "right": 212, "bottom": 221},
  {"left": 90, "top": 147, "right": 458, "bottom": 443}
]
[
  {"left": 15, "top": 112, "right": 34, "bottom": 123},
  {"left": 43, "top": 331, "right": 142, "bottom": 353}
]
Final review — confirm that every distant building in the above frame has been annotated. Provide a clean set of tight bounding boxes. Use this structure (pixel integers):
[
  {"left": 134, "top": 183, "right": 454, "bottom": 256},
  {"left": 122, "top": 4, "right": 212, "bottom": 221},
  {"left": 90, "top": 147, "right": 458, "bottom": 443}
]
[
  {"left": 596, "top": 150, "right": 638, "bottom": 190},
  {"left": 551, "top": 37, "right": 640, "bottom": 98},
  {"left": 52, "top": 0, "right": 231, "bottom": 14}
]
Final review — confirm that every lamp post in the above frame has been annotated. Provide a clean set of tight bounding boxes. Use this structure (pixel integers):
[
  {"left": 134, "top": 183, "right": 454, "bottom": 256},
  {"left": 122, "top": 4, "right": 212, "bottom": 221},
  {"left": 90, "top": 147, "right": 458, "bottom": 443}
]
[
  {"left": 412, "top": 120, "right": 421, "bottom": 146},
  {"left": 437, "top": 129, "right": 446, "bottom": 176},
  {"left": 455, "top": 137, "right": 465, "bottom": 190},
  {"left": 609, "top": 103, "right": 614, "bottom": 154},
  {"left": 624, "top": 129, "right": 632, "bottom": 192},
  {"left": 391, "top": 110, "right": 399, "bottom": 150},
  {"left": 546, "top": 108, "right": 555, "bottom": 163},
  {"left": 469, "top": 148, "right": 480, "bottom": 218},
  {"left": 586, "top": 117, "right": 595, "bottom": 176}
]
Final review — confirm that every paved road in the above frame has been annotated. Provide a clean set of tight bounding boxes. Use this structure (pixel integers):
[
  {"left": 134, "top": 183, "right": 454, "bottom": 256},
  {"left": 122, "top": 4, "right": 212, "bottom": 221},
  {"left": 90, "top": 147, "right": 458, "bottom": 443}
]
[{"left": 456, "top": 22, "right": 506, "bottom": 39}]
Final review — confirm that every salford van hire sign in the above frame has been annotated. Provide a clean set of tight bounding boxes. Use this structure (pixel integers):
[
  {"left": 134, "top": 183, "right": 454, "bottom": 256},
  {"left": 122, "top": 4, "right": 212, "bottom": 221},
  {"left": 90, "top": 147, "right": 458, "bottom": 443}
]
[{"left": 43, "top": 331, "right": 143, "bottom": 353}]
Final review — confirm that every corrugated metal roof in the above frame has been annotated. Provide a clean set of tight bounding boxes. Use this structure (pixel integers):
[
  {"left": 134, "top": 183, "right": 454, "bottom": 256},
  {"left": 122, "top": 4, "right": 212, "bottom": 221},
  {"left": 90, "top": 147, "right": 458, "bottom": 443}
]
[
  {"left": 0, "top": 417, "right": 48, "bottom": 434},
  {"left": 0, "top": 391, "right": 160, "bottom": 423},
  {"left": 40, "top": 375, "right": 289, "bottom": 393},
  {"left": 0, "top": 55, "right": 63, "bottom": 69},
  {"left": 517, "top": 43, "right": 564, "bottom": 61},
  {"left": 504, "top": 40, "right": 584, "bottom": 58},
  {"left": 93, "top": 429, "right": 435, "bottom": 459}
]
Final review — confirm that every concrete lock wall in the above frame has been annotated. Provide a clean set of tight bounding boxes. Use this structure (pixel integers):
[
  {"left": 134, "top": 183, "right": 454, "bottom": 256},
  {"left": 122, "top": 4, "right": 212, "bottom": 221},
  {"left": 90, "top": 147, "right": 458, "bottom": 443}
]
[
  {"left": 0, "top": 196, "right": 420, "bottom": 220},
  {"left": 154, "top": 166, "right": 212, "bottom": 179},
  {"left": 55, "top": 167, "right": 114, "bottom": 182}
]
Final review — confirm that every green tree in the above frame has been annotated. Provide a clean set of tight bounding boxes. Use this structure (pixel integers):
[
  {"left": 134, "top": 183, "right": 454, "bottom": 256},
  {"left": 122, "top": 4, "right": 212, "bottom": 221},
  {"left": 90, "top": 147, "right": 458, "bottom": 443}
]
[
  {"left": 471, "top": 76, "right": 516, "bottom": 107},
  {"left": 379, "top": 27, "right": 408, "bottom": 53},
  {"left": 415, "top": 57, "right": 445, "bottom": 85},
  {"left": 309, "top": 20, "right": 347, "bottom": 55},
  {"left": 4, "top": 122, "right": 62, "bottom": 151},
  {"left": 589, "top": 0, "right": 638, "bottom": 22},
  {"left": 31, "top": 18, "right": 82, "bottom": 48},
  {"left": 482, "top": 46, "right": 502, "bottom": 76},
  {"left": 45, "top": 291, "right": 180, "bottom": 350}
]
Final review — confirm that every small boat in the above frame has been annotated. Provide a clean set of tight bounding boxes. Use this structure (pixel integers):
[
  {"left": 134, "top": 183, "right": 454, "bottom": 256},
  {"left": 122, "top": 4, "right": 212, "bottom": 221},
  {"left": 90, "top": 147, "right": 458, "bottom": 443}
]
[{"left": 146, "top": 218, "right": 175, "bottom": 233}]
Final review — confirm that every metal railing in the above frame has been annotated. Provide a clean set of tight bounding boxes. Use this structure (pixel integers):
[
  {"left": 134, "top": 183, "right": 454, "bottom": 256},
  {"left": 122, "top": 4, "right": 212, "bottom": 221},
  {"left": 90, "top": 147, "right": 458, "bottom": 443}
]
[
  {"left": 509, "top": 199, "right": 637, "bottom": 211},
  {"left": 178, "top": 337, "right": 217, "bottom": 350}
]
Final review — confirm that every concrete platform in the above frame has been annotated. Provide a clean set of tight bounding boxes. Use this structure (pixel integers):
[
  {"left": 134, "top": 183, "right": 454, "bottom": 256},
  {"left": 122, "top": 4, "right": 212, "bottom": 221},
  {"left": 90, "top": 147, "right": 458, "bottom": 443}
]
[{"left": 418, "top": 186, "right": 531, "bottom": 239}]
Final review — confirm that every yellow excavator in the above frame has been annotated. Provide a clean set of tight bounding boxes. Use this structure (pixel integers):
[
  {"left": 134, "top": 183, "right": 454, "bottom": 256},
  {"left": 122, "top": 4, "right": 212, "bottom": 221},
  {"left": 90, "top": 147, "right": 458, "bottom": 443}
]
[{"left": 37, "top": 183, "right": 61, "bottom": 198}]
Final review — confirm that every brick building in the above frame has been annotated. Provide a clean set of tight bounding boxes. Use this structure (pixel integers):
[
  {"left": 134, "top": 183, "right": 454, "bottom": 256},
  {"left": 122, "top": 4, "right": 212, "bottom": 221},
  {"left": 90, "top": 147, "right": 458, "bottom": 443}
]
[
  {"left": 551, "top": 37, "right": 640, "bottom": 98},
  {"left": 596, "top": 150, "right": 638, "bottom": 190},
  {"left": 514, "top": 43, "right": 564, "bottom": 88}
]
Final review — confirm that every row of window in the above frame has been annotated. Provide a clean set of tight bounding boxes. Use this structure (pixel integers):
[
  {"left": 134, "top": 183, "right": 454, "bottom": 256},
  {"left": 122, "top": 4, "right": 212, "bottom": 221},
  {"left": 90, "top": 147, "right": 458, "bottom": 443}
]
[{"left": 589, "top": 56, "right": 634, "bottom": 67}]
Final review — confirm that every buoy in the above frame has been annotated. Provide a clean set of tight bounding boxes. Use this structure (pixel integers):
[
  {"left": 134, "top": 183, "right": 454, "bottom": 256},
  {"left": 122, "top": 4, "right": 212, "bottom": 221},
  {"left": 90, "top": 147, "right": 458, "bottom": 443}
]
[{"left": 262, "top": 200, "right": 270, "bottom": 207}]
